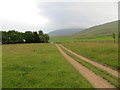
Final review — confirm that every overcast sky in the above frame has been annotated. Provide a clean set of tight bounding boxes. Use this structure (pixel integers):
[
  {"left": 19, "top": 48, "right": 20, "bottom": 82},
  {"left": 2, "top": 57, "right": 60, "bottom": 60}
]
[{"left": 0, "top": 0, "right": 118, "bottom": 33}]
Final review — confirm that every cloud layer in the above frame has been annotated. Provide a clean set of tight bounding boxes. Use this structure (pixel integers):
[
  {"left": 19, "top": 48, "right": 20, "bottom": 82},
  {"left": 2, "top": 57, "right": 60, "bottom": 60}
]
[{"left": 0, "top": 1, "right": 118, "bottom": 33}]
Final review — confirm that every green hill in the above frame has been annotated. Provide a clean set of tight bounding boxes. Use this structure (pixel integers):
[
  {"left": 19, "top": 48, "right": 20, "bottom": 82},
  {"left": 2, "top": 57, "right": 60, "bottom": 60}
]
[
  {"left": 73, "top": 21, "right": 118, "bottom": 38},
  {"left": 50, "top": 21, "right": 118, "bottom": 42},
  {"left": 48, "top": 28, "right": 84, "bottom": 37}
]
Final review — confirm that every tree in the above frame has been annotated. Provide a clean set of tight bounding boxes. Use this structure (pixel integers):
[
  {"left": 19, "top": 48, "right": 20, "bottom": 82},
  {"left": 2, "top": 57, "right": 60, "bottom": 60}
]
[
  {"left": 33, "top": 32, "right": 40, "bottom": 43},
  {"left": 2, "top": 31, "right": 9, "bottom": 44},
  {"left": 112, "top": 33, "right": 116, "bottom": 43},
  {"left": 24, "top": 31, "right": 34, "bottom": 43},
  {"left": 38, "top": 30, "right": 49, "bottom": 43},
  {"left": 118, "top": 32, "right": 120, "bottom": 39},
  {"left": 44, "top": 34, "right": 49, "bottom": 43},
  {"left": 38, "top": 30, "right": 43, "bottom": 35}
]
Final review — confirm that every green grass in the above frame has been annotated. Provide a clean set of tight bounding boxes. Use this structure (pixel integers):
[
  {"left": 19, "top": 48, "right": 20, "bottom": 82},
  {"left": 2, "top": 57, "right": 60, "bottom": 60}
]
[
  {"left": 62, "top": 42, "right": 118, "bottom": 70},
  {"left": 0, "top": 45, "right": 2, "bottom": 89},
  {"left": 50, "top": 35, "right": 117, "bottom": 43},
  {"left": 2, "top": 43, "right": 93, "bottom": 88},
  {"left": 60, "top": 46, "right": 119, "bottom": 88}
]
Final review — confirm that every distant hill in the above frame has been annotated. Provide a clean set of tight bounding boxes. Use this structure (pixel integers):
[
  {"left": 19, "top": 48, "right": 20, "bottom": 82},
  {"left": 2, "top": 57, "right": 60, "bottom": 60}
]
[
  {"left": 48, "top": 28, "right": 84, "bottom": 37},
  {"left": 50, "top": 21, "right": 118, "bottom": 42},
  {"left": 73, "top": 21, "right": 118, "bottom": 38}
]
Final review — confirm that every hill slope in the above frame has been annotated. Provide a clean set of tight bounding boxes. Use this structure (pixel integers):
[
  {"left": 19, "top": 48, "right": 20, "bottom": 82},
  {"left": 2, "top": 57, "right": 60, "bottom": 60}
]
[
  {"left": 74, "top": 21, "right": 118, "bottom": 38},
  {"left": 50, "top": 21, "right": 118, "bottom": 42},
  {"left": 48, "top": 28, "right": 84, "bottom": 37}
]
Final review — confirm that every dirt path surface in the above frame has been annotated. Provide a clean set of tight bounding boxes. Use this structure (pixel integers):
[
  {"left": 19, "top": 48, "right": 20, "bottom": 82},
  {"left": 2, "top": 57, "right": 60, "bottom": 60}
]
[
  {"left": 56, "top": 44, "right": 116, "bottom": 88},
  {"left": 59, "top": 44, "right": 119, "bottom": 78}
]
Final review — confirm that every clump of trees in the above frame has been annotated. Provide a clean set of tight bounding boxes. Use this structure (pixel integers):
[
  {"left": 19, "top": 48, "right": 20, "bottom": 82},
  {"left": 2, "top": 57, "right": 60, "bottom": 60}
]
[{"left": 2, "top": 30, "right": 49, "bottom": 44}]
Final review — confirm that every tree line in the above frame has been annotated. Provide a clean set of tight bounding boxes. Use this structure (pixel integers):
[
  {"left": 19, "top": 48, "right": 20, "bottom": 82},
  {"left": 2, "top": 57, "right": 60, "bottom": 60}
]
[{"left": 2, "top": 30, "right": 49, "bottom": 44}]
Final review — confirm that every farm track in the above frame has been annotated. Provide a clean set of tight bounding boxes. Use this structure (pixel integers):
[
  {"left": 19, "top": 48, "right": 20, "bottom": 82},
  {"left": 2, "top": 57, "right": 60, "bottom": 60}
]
[
  {"left": 59, "top": 44, "right": 119, "bottom": 78},
  {"left": 55, "top": 44, "right": 116, "bottom": 88}
]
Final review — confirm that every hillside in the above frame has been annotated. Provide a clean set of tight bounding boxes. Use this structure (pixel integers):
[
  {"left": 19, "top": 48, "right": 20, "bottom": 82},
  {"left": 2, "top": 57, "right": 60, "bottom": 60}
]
[
  {"left": 48, "top": 28, "right": 84, "bottom": 37},
  {"left": 50, "top": 21, "right": 118, "bottom": 42},
  {"left": 74, "top": 21, "right": 118, "bottom": 38}
]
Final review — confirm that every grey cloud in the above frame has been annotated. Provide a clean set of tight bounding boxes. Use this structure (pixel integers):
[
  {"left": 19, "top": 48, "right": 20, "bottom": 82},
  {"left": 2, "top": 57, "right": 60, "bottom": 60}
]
[
  {"left": 37, "top": 2, "right": 117, "bottom": 31},
  {"left": 1, "top": 2, "right": 118, "bottom": 33}
]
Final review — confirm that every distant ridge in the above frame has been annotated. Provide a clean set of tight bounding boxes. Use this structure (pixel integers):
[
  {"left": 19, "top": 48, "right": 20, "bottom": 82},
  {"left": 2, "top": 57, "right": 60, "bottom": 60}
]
[
  {"left": 50, "top": 21, "right": 118, "bottom": 42},
  {"left": 48, "top": 28, "right": 84, "bottom": 37}
]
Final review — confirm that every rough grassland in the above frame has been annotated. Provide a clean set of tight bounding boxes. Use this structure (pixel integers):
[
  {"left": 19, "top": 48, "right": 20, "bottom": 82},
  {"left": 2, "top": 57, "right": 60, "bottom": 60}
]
[
  {"left": 61, "top": 46, "right": 119, "bottom": 88},
  {"left": 50, "top": 35, "right": 116, "bottom": 43},
  {"left": 2, "top": 43, "right": 93, "bottom": 88},
  {"left": 0, "top": 45, "right": 2, "bottom": 89},
  {"left": 62, "top": 42, "right": 118, "bottom": 70}
]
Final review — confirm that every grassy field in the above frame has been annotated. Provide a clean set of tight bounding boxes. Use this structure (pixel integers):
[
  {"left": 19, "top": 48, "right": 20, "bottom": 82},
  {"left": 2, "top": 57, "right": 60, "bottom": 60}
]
[
  {"left": 50, "top": 35, "right": 116, "bottom": 42},
  {"left": 61, "top": 46, "right": 119, "bottom": 88},
  {"left": 62, "top": 42, "right": 118, "bottom": 70},
  {"left": 2, "top": 43, "right": 93, "bottom": 88},
  {"left": 0, "top": 45, "right": 2, "bottom": 89}
]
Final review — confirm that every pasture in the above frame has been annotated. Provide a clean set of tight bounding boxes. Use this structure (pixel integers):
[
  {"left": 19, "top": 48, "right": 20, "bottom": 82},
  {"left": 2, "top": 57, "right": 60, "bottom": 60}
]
[
  {"left": 61, "top": 46, "right": 119, "bottom": 88},
  {"left": 2, "top": 43, "right": 93, "bottom": 88},
  {"left": 62, "top": 42, "right": 118, "bottom": 70},
  {"left": 50, "top": 35, "right": 116, "bottom": 43},
  {"left": 0, "top": 45, "right": 2, "bottom": 89}
]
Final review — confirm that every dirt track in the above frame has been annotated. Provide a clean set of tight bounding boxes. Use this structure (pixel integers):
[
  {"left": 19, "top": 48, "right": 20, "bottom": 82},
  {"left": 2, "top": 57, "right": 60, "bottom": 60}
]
[
  {"left": 56, "top": 44, "right": 116, "bottom": 88},
  {"left": 59, "top": 44, "right": 119, "bottom": 78}
]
